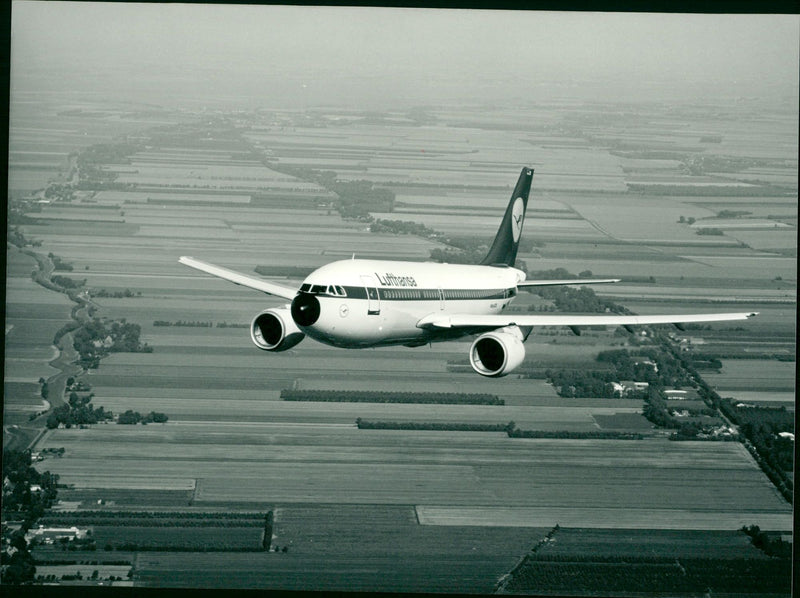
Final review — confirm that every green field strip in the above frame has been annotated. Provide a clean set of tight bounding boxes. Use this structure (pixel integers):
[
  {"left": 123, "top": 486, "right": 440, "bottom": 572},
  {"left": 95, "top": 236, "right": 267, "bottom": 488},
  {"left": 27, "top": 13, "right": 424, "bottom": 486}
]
[{"left": 415, "top": 506, "right": 793, "bottom": 530}]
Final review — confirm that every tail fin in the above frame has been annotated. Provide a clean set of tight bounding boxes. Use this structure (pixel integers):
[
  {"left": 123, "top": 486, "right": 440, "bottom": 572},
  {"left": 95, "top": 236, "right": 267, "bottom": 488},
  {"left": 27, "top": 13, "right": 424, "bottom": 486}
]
[{"left": 480, "top": 167, "right": 533, "bottom": 267}]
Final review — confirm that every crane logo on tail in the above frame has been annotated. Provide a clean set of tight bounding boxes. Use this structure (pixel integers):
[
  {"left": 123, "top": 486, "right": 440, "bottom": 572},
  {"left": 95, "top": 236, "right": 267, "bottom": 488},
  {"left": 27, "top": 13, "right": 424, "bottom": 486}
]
[{"left": 511, "top": 198, "right": 525, "bottom": 242}]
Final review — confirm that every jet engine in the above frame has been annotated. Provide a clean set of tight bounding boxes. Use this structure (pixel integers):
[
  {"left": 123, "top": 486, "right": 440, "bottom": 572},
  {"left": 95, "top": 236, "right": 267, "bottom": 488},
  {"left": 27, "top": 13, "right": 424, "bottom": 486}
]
[
  {"left": 250, "top": 307, "right": 305, "bottom": 352},
  {"left": 469, "top": 327, "right": 525, "bottom": 377}
]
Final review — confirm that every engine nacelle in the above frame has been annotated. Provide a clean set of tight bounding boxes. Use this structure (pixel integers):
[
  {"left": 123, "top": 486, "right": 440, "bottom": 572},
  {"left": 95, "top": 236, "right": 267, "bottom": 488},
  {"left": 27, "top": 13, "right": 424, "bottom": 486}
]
[
  {"left": 250, "top": 307, "right": 305, "bottom": 352},
  {"left": 469, "top": 327, "right": 525, "bottom": 377}
]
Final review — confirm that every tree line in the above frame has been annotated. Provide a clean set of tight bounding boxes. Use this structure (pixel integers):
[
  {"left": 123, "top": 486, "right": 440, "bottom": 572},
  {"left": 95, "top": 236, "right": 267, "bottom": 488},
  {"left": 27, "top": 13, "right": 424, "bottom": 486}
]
[
  {"left": 355, "top": 419, "right": 512, "bottom": 432},
  {"left": 1, "top": 450, "right": 61, "bottom": 583},
  {"left": 265, "top": 164, "right": 395, "bottom": 218},
  {"left": 45, "top": 380, "right": 168, "bottom": 428},
  {"left": 535, "top": 285, "right": 630, "bottom": 315},
  {"left": 722, "top": 402, "right": 793, "bottom": 472},
  {"left": 117, "top": 410, "right": 168, "bottom": 425},
  {"left": 154, "top": 320, "right": 213, "bottom": 327},
  {"left": 41, "top": 510, "right": 265, "bottom": 523},
  {"left": 281, "top": 389, "right": 503, "bottom": 405},
  {"left": 46, "top": 391, "right": 113, "bottom": 429},
  {"left": 741, "top": 524, "right": 792, "bottom": 559},
  {"left": 356, "top": 419, "right": 645, "bottom": 440},
  {"left": 92, "top": 288, "right": 141, "bottom": 298},
  {"left": 72, "top": 317, "right": 152, "bottom": 369}
]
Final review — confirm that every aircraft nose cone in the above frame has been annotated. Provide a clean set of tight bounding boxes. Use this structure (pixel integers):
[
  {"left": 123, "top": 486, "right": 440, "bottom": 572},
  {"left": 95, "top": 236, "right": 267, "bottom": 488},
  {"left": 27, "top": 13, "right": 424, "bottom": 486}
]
[{"left": 291, "top": 292, "right": 321, "bottom": 327}]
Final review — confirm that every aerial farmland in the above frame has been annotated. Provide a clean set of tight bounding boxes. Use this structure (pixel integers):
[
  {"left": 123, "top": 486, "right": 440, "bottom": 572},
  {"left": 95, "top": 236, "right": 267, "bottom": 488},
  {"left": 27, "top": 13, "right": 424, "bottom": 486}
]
[{"left": 5, "top": 93, "right": 794, "bottom": 594}]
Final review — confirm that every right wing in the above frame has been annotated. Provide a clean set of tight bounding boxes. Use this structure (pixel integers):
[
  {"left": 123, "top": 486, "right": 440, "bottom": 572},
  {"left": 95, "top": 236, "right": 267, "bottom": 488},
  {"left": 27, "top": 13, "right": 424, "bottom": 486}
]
[
  {"left": 518, "top": 278, "right": 621, "bottom": 287},
  {"left": 418, "top": 311, "right": 758, "bottom": 330},
  {"left": 179, "top": 256, "right": 298, "bottom": 300}
]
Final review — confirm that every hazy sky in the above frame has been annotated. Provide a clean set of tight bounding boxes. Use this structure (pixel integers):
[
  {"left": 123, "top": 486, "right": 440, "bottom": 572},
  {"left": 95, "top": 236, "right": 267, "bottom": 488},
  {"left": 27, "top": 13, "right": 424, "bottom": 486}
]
[{"left": 10, "top": 2, "right": 800, "bottom": 108}]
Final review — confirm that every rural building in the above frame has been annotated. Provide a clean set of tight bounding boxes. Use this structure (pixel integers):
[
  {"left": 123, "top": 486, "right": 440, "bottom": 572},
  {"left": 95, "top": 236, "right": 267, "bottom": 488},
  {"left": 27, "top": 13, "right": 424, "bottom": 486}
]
[
  {"left": 613, "top": 380, "right": 649, "bottom": 397},
  {"left": 25, "top": 526, "right": 88, "bottom": 544},
  {"left": 711, "top": 426, "right": 737, "bottom": 438},
  {"left": 92, "top": 335, "right": 114, "bottom": 349},
  {"left": 634, "top": 359, "right": 658, "bottom": 372},
  {"left": 664, "top": 388, "right": 700, "bottom": 400}
]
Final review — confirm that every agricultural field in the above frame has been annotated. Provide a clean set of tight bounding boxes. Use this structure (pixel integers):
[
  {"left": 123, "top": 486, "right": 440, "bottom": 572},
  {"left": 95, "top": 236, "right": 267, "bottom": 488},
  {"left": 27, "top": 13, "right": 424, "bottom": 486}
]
[
  {"left": 5, "top": 95, "right": 795, "bottom": 593},
  {"left": 35, "top": 424, "right": 790, "bottom": 518},
  {"left": 501, "top": 527, "right": 792, "bottom": 595},
  {"left": 535, "top": 528, "right": 768, "bottom": 558},
  {"left": 8, "top": 94, "right": 196, "bottom": 196},
  {"left": 703, "top": 360, "right": 796, "bottom": 394}
]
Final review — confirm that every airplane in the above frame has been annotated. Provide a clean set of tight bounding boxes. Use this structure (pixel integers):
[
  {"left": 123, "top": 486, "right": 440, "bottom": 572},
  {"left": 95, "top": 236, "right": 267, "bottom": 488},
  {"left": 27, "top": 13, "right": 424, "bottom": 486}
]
[{"left": 179, "top": 167, "right": 757, "bottom": 377}]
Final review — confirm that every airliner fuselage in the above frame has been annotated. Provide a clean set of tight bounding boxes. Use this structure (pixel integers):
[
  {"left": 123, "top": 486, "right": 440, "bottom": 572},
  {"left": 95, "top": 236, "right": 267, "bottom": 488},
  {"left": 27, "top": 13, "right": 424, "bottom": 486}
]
[{"left": 291, "top": 259, "right": 525, "bottom": 348}]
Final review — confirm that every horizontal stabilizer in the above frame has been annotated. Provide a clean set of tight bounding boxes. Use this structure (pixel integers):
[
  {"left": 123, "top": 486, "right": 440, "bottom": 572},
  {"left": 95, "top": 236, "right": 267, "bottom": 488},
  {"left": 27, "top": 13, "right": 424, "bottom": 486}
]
[{"left": 178, "top": 256, "right": 298, "bottom": 300}]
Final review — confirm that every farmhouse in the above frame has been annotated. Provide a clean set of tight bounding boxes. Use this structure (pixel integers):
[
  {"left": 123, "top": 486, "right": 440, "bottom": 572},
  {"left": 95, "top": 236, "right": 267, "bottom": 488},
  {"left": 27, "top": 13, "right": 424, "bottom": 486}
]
[
  {"left": 613, "top": 380, "right": 649, "bottom": 397},
  {"left": 712, "top": 425, "right": 737, "bottom": 438},
  {"left": 25, "top": 525, "right": 88, "bottom": 544},
  {"left": 664, "top": 388, "right": 700, "bottom": 400},
  {"left": 635, "top": 359, "right": 658, "bottom": 372},
  {"left": 92, "top": 335, "right": 114, "bottom": 349}
]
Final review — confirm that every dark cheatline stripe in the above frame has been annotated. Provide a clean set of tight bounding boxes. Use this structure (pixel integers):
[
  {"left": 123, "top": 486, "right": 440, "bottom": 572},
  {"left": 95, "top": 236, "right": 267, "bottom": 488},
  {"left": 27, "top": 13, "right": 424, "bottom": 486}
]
[{"left": 324, "top": 286, "right": 516, "bottom": 301}]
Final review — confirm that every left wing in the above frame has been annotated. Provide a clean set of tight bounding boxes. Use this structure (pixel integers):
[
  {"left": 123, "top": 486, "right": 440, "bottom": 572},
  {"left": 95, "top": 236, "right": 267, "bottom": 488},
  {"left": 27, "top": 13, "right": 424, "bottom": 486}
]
[
  {"left": 417, "top": 311, "right": 758, "bottom": 330},
  {"left": 179, "top": 256, "right": 298, "bottom": 300}
]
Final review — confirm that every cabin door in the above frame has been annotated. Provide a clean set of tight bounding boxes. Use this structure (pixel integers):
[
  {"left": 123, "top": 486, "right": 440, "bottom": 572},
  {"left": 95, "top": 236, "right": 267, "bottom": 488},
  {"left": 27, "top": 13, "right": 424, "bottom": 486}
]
[
  {"left": 360, "top": 275, "right": 381, "bottom": 315},
  {"left": 438, "top": 287, "right": 445, "bottom": 310}
]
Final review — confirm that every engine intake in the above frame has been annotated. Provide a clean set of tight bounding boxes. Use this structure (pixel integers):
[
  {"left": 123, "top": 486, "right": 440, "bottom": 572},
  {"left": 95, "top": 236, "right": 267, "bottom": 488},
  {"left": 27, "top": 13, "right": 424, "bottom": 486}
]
[
  {"left": 250, "top": 307, "right": 305, "bottom": 352},
  {"left": 469, "top": 327, "right": 525, "bottom": 377}
]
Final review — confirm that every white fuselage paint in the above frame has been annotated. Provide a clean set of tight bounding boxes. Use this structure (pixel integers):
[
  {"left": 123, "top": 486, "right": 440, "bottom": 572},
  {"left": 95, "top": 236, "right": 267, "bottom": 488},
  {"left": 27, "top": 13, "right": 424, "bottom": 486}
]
[{"left": 297, "top": 258, "right": 525, "bottom": 348}]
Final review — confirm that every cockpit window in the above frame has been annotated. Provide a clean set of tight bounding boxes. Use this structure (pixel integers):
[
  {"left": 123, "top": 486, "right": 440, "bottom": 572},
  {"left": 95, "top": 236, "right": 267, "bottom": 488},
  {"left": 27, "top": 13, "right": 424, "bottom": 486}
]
[{"left": 305, "top": 284, "right": 348, "bottom": 296}]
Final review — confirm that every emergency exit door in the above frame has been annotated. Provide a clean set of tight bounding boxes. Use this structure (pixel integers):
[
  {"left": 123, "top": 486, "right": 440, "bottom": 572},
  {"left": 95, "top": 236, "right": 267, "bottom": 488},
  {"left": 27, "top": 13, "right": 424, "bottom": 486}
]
[{"left": 360, "top": 275, "right": 381, "bottom": 315}]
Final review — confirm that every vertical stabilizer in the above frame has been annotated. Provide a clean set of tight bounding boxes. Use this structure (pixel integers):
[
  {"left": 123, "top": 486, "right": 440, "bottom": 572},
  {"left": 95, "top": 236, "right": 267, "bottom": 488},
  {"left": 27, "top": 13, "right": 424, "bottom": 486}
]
[{"left": 480, "top": 167, "right": 533, "bottom": 267}]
